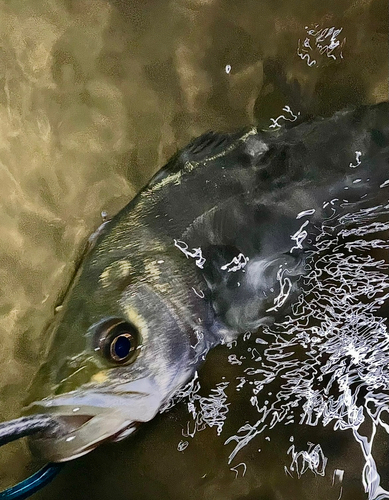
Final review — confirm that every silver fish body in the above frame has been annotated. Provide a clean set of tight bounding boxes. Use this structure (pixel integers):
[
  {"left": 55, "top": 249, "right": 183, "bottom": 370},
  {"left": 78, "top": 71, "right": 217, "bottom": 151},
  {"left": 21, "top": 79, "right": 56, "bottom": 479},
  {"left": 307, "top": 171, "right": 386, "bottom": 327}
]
[{"left": 23, "top": 101, "right": 388, "bottom": 462}]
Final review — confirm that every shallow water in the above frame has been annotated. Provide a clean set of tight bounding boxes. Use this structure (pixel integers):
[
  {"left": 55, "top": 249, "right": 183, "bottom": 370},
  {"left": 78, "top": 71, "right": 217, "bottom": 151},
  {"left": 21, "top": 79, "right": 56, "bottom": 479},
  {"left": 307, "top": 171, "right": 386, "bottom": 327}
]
[{"left": 0, "top": 0, "right": 387, "bottom": 498}]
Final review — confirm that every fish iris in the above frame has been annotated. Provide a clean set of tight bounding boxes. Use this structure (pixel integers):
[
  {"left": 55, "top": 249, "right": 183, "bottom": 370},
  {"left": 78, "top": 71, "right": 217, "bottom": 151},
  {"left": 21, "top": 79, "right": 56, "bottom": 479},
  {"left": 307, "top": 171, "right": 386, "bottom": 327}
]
[
  {"left": 111, "top": 334, "right": 133, "bottom": 361},
  {"left": 93, "top": 318, "right": 139, "bottom": 365}
]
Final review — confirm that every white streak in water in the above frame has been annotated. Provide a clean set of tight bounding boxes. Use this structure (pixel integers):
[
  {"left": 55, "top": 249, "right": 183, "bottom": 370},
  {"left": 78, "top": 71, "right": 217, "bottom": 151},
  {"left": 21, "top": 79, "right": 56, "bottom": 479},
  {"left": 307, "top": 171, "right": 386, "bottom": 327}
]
[
  {"left": 230, "top": 462, "right": 247, "bottom": 478},
  {"left": 298, "top": 24, "right": 346, "bottom": 67},
  {"left": 296, "top": 208, "right": 316, "bottom": 219},
  {"left": 297, "top": 39, "right": 317, "bottom": 66},
  {"left": 177, "top": 440, "right": 189, "bottom": 452},
  {"left": 332, "top": 469, "right": 344, "bottom": 485},
  {"left": 269, "top": 105, "right": 300, "bottom": 129},
  {"left": 266, "top": 266, "right": 293, "bottom": 312},
  {"left": 192, "top": 287, "right": 205, "bottom": 298},
  {"left": 287, "top": 442, "right": 328, "bottom": 478},
  {"left": 221, "top": 253, "right": 249, "bottom": 272},
  {"left": 174, "top": 239, "right": 206, "bottom": 268},
  {"left": 290, "top": 220, "right": 309, "bottom": 251},
  {"left": 349, "top": 151, "right": 362, "bottom": 168},
  {"left": 225, "top": 422, "right": 266, "bottom": 464},
  {"left": 228, "top": 354, "right": 243, "bottom": 366}
]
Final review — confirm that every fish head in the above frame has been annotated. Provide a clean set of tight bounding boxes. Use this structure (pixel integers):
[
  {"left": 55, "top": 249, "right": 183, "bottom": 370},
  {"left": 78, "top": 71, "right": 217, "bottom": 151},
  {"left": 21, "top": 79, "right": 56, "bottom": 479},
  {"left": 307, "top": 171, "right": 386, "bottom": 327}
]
[{"left": 23, "top": 235, "right": 213, "bottom": 462}]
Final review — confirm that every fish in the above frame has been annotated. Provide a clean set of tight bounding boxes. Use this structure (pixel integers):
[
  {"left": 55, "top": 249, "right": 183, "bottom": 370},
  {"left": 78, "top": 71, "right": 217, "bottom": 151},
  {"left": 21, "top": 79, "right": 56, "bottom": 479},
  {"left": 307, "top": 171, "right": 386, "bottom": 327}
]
[{"left": 1, "top": 101, "right": 388, "bottom": 466}]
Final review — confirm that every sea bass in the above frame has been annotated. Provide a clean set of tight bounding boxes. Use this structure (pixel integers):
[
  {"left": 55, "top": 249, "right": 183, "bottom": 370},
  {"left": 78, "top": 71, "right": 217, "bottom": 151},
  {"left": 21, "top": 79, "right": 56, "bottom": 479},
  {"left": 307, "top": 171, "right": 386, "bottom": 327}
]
[{"left": 2, "top": 102, "right": 388, "bottom": 464}]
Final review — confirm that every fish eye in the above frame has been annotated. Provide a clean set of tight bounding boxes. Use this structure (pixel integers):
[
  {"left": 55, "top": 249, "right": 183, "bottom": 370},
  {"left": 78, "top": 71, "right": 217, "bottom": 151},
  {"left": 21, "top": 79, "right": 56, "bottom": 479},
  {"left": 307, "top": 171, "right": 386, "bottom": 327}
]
[{"left": 94, "top": 319, "right": 140, "bottom": 365}]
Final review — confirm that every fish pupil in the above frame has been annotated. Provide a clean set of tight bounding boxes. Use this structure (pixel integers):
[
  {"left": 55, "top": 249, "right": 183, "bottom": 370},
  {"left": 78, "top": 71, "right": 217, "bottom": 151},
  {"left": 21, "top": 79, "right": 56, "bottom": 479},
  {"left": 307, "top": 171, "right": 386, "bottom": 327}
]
[
  {"left": 94, "top": 319, "right": 139, "bottom": 364},
  {"left": 112, "top": 334, "right": 132, "bottom": 361}
]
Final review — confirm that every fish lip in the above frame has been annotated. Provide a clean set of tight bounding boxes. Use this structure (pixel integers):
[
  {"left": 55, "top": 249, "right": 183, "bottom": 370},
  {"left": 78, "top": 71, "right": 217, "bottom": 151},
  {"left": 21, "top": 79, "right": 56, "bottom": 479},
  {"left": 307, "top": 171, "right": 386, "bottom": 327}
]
[
  {"left": 24, "top": 387, "right": 164, "bottom": 462},
  {"left": 26, "top": 406, "right": 137, "bottom": 462}
]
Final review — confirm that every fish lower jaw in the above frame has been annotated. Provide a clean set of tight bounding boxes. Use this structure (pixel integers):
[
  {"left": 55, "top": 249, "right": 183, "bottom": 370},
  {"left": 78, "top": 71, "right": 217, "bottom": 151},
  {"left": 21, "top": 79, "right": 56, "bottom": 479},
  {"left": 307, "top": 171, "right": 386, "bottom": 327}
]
[
  {"left": 24, "top": 394, "right": 160, "bottom": 462},
  {"left": 24, "top": 379, "right": 169, "bottom": 461},
  {"left": 27, "top": 410, "right": 137, "bottom": 462}
]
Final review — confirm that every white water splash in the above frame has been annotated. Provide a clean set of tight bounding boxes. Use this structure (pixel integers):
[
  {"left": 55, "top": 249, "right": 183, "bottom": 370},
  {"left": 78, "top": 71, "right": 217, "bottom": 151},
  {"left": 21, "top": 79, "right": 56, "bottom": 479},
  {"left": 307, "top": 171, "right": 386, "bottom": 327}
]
[
  {"left": 290, "top": 219, "right": 309, "bottom": 251},
  {"left": 231, "top": 201, "right": 389, "bottom": 497},
  {"left": 269, "top": 105, "right": 300, "bottom": 129},
  {"left": 163, "top": 372, "right": 230, "bottom": 449},
  {"left": 174, "top": 239, "right": 206, "bottom": 268},
  {"left": 225, "top": 421, "right": 266, "bottom": 464},
  {"left": 192, "top": 286, "right": 205, "bottom": 298},
  {"left": 350, "top": 151, "right": 362, "bottom": 168},
  {"left": 230, "top": 462, "right": 247, "bottom": 478},
  {"left": 287, "top": 442, "right": 328, "bottom": 478},
  {"left": 266, "top": 266, "right": 293, "bottom": 312},
  {"left": 333, "top": 469, "right": 345, "bottom": 500},
  {"left": 228, "top": 354, "right": 243, "bottom": 365},
  {"left": 296, "top": 208, "right": 316, "bottom": 219},
  {"left": 221, "top": 253, "right": 249, "bottom": 273},
  {"left": 298, "top": 24, "right": 346, "bottom": 67},
  {"left": 197, "top": 382, "right": 230, "bottom": 436},
  {"left": 177, "top": 440, "right": 189, "bottom": 452},
  {"left": 174, "top": 193, "right": 389, "bottom": 498},
  {"left": 296, "top": 42, "right": 317, "bottom": 67}
]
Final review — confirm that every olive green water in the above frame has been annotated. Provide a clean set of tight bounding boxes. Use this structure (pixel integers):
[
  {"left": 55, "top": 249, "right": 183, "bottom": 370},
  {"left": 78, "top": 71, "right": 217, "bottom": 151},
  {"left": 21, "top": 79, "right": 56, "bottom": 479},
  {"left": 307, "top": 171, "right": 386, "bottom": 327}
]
[{"left": 0, "top": 0, "right": 387, "bottom": 498}]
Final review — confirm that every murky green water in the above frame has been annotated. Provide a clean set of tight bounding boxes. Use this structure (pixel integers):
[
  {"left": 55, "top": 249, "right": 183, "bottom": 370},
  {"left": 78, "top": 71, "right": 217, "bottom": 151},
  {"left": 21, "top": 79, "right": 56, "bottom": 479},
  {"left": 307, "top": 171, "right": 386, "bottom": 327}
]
[{"left": 0, "top": 0, "right": 387, "bottom": 498}]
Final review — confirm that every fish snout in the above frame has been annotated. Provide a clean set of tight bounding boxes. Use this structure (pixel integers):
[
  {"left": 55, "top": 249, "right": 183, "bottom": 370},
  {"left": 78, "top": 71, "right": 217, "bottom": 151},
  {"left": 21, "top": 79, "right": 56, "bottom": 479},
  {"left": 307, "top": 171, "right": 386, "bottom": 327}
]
[{"left": 24, "top": 378, "right": 165, "bottom": 462}]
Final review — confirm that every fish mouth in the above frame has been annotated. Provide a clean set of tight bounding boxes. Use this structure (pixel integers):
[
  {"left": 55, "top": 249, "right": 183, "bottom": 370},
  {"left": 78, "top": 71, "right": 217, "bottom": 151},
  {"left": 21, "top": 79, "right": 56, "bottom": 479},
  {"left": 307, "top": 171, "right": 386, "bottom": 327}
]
[
  {"left": 24, "top": 380, "right": 164, "bottom": 462},
  {"left": 26, "top": 406, "right": 137, "bottom": 462}
]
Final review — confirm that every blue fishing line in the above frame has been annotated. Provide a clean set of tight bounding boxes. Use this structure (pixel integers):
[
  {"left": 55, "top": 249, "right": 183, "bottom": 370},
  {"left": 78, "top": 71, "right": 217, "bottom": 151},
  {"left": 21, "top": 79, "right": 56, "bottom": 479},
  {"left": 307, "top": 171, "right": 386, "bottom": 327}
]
[{"left": 0, "top": 463, "right": 64, "bottom": 500}]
